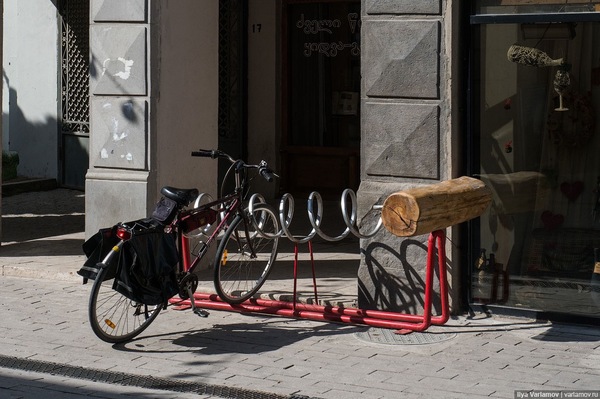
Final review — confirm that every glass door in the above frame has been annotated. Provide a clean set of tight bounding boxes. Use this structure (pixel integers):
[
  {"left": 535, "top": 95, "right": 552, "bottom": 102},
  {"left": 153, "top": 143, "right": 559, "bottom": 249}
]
[
  {"left": 281, "top": 0, "right": 361, "bottom": 196},
  {"left": 470, "top": 5, "right": 600, "bottom": 319}
]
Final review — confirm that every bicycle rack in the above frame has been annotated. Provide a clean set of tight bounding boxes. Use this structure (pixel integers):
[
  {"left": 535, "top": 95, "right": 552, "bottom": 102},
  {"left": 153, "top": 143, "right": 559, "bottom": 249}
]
[{"left": 170, "top": 188, "right": 450, "bottom": 334}]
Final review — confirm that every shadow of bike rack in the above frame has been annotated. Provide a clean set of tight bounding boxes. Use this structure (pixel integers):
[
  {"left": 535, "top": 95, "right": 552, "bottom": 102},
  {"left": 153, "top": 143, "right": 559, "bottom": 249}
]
[{"left": 171, "top": 177, "right": 492, "bottom": 334}]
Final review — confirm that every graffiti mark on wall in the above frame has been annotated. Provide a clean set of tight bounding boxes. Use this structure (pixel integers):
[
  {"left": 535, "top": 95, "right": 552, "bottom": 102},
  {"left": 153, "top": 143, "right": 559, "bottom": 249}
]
[
  {"left": 99, "top": 102, "right": 133, "bottom": 163},
  {"left": 101, "top": 57, "right": 134, "bottom": 80}
]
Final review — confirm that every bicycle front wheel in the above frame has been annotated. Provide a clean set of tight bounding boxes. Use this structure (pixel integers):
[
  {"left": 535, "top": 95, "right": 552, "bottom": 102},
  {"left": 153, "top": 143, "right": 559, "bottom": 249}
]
[
  {"left": 88, "top": 262, "right": 161, "bottom": 343},
  {"left": 214, "top": 205, "right": 279, "bottom": 304}
]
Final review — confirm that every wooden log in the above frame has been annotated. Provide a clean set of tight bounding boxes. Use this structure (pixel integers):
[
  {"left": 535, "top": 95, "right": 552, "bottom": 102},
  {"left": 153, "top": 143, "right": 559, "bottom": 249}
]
[{"left": 382, "top": 176, "right": 492, "bottom": 237}]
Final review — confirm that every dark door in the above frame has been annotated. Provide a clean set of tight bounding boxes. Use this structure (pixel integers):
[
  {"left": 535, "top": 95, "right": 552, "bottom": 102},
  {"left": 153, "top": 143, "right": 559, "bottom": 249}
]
[
  {"left": 218, "top": 0, "right": 248, "bottom": 194},
  {"left": 282, "top": 0, "right": 361, "bottom": 197}
]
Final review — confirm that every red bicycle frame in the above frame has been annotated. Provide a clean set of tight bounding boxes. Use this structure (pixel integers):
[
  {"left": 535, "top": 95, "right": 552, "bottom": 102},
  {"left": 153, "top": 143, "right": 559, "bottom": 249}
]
[{"left": 177, "top": 194, "right": 240, "bottom": 275}]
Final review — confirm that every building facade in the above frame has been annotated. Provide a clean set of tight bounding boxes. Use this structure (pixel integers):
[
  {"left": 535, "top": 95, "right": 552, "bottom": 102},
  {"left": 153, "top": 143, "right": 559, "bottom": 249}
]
[{"left": 2, "top": 0, "right": 600, "bottom": 323}]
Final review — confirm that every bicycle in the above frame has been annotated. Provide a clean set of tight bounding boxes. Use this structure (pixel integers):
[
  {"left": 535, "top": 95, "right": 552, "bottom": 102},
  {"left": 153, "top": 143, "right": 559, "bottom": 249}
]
[{"left": 83, "top": 149, "right": 280, "bottom": 343}]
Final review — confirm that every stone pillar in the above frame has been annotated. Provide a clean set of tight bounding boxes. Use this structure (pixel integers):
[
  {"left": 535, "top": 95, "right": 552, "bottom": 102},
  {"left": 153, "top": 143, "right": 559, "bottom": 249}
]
[
  {"left": 86, "top": 0, "right": 154, "bottom": 237},
  {"left": 357, "top": 1, "right": 459, "bottom": 313},
  {"left": 86, "top": 0, "right": 219, "bottom": 237}
]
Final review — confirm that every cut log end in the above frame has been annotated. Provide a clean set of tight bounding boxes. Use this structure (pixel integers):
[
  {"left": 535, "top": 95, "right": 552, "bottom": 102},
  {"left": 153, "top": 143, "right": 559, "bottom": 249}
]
[{"left": 382, "top": 177, "right": 492, "bottom": 237}]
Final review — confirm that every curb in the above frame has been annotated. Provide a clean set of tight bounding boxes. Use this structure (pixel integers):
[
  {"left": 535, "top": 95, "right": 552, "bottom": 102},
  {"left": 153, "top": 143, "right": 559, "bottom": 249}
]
[{"left": 2, "top": 178, "right": 58, "bottom": 197}]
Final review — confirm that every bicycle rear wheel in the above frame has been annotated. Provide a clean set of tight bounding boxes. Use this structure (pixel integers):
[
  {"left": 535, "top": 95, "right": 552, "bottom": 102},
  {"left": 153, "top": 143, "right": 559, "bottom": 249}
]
[
  {"left": 214, "top": 205, "right": 279, "bottom": 304},
  {"left": 88, "top": 262, "right": 161, "bottom": 343}
]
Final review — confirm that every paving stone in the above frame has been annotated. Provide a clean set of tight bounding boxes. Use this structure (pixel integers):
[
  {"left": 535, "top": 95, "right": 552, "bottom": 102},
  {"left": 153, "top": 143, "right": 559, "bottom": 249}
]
[{"left": 2, "top": 188, "right": 600, "bottom": 398}]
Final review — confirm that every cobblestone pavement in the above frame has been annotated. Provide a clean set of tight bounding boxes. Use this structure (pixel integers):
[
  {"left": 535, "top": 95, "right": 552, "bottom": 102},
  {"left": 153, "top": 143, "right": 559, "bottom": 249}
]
[
  {"left": 1, "top": 189, "right": 600, "bottom": 398},
  {"left": 1, "top": 276, "right": 600, "bottom": 399}
]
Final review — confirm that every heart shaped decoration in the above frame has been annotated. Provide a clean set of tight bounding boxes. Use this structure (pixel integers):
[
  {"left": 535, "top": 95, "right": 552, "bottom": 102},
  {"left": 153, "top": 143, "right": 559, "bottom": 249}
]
[
  {"left": 560, "top": 181, "right": 584, "bottom": 202},
  {"left": 541, "top": 210, "right": 564, "bottom": 230}
]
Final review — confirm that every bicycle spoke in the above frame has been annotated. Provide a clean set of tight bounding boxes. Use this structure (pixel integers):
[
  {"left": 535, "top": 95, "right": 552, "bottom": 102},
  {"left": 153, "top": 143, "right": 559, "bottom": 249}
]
[
  {"left": 89, "top": 267, "right": 161, "bottom": 343},
  {"left": 214, "top": 206, "right": 279, "bottom": 304}
]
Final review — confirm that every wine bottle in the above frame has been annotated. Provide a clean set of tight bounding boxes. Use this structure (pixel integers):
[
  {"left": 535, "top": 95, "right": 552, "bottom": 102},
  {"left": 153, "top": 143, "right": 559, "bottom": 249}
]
[
  {"left": 474, "top": 249, "right": 488, "bottom": 299},
  {"left": 507, "top": 45, "right": 564, "bottom": 67}
]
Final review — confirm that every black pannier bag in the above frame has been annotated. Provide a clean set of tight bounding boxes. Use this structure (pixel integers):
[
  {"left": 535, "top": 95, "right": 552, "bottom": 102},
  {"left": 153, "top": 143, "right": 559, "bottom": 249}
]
[
  {"left": 78, "top": 227, "right": 119, "bottom": 283},
  {"left": 112, "top": 219, "right": 180, "bottom": 306}
]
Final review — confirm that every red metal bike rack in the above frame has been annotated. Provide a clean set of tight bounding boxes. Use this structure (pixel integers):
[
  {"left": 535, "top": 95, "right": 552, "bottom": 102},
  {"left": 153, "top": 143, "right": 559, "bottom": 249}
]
[{"left": 170, "top": 229, "right": 449, "bottom": 334}]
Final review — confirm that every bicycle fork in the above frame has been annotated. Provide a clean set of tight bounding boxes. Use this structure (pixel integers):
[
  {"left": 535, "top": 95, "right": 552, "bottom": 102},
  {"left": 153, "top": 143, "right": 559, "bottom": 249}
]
[{"left": 235, "top": 214, "right": 258, "bottom": 259}]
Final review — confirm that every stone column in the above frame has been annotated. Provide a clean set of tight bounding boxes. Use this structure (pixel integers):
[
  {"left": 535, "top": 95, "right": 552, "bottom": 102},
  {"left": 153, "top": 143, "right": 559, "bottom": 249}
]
[
  {"left": 86, "top": 0, "right": 154, "bottom": 237},
  {"left": 86, "top": 0, "right": 219, "bottom": 237},
  {"left": 357, "top": 1, "right": 459, "bottom": 313}
]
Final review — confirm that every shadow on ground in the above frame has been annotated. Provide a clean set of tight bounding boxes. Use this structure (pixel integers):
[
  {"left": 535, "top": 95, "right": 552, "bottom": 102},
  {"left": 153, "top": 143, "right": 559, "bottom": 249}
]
[{"left": 1, "top": 188, "right": 85, "bottom": 256}]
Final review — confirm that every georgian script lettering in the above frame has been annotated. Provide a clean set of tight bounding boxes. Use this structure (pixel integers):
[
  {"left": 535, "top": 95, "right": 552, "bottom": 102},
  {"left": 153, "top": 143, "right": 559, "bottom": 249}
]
[
  {"left": 347, "top": 13, "right": 360, "bottom": 34},
  {"left": 296, "top": 13, "right": 341, "bottom": 34},
  {"left": 296, "top": 12, "right": 361, "bottom": 57},
  {"left": 303, "top": 42, "right": 360, "bottom": 58}
]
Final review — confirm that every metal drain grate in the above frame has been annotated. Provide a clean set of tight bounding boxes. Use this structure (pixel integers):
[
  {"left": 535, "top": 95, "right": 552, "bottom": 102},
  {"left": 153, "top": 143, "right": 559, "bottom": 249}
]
[
  {"left": 0, "top": 354, "right": 317, "bottom": 399},
  {"left": 355, "top": 328, "right": 457, "bottom": 345}
]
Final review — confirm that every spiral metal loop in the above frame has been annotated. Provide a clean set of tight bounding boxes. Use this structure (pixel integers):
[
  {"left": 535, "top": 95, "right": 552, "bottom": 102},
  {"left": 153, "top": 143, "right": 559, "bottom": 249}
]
[
  {"left": 278, "top": 189, "right": 383, "bottom": 244},
  {"left": 248, "top": 193, "right": 280, "bottom": 240},
  {"left": 183, "top": 193, "right": 217, "bottom": 238},
  {"left": 195, "top": 190, "right": 383, "bottom": 243}
]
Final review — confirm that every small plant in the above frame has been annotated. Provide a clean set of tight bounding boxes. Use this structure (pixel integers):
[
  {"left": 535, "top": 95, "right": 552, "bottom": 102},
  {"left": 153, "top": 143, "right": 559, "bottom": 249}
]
[{"left": 2, "top": 151, "right": 19, "bottom": 181}]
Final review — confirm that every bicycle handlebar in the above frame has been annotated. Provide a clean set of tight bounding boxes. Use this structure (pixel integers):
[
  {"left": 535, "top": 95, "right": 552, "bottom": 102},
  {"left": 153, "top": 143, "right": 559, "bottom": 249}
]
[
  {"left": 191, "top": 149, "right": 278, "bottom": 183},
  {"left": 191, "top": 149, "right": 218, "bottom": 159},
  {"left": 258, "top": 163, "right": 275, "bottom": 183}
]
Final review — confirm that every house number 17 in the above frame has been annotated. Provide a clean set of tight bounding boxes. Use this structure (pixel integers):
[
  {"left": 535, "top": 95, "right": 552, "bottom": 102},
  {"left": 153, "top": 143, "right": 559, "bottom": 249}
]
[{"left": 252, "top": 24, "right": 262, "bottom": 33}]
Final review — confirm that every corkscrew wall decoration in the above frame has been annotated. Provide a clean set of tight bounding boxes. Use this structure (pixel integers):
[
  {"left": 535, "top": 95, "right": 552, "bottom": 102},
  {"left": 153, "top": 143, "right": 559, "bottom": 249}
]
[
  {"left": 507, "top": 45, "right": 564, "bottom": 67},
  {"left": 507, "top": 44, "right": 571, "bottom": 112}
]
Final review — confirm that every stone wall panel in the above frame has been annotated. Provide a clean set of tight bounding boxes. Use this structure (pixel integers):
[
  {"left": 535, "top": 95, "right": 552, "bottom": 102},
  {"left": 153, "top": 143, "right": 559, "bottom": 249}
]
[
  {"left": 90, "top": 26, "right": 147, "bottom": 95},
  {"left": 364, "top": 0, "right": 441, "bottom": 15},
  {"left": 362, "top": 102, "right": 439, "bottom": 179},
  {"left": 90, "top": 98, "right": 147, "bottom": 170},
  {"left": 92, "top": 0, "right": 147, "bottom": 22},
  {"left": 363, "top": 20, "right": 439, "bottom": 99}
]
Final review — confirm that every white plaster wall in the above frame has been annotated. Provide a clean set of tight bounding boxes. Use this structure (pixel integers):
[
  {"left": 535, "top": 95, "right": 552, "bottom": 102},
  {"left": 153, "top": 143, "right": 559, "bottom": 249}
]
[
  {"left": 2, "top": 1, "right": 59, "bottom": 178},
  {"left": 155, "top": 0, "right": 219, "bottom": 200},
  {"left": 155, "top": 1, "right": 279, "bottom": 201},
  {"left": 247, "top": 0, "right": 279, "bottom": 198}
]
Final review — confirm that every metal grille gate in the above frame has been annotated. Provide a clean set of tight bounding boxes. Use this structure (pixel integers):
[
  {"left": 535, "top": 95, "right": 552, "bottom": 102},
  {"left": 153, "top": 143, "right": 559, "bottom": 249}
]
[
  {"left": 218, "top": 0, "right": 248, "bottom": 192},
  {"left": 59, "top": 0, "right": 90, "bottom": 189}
]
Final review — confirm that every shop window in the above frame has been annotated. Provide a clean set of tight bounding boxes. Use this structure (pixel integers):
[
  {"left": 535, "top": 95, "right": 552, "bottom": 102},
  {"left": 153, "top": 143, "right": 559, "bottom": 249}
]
[{"left": 470, "top": 5, "right": 600, "bottom": 318}]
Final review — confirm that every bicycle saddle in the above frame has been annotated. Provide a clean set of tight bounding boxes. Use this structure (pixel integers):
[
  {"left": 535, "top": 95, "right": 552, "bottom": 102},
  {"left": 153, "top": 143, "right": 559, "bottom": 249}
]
[{"left": 160, "top": 186, "right": 199, "bottom": 206}]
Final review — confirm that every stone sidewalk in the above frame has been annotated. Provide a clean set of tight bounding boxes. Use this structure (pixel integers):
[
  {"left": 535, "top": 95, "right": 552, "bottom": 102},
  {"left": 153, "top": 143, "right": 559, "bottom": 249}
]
[
  {"left": 1, "top": 189, "right": 599, "bottom": 398},
  {"left": 1, "top": 276, "right": 600, "bottom": 399}
]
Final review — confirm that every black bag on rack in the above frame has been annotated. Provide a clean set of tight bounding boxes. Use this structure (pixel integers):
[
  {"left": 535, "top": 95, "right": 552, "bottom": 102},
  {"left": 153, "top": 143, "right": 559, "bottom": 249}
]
[
  {"left": 78, "top": 227, "right": 119, "bottom": 283},
  {"left": 151, "top": 196, "right": 178, "bottom": 224},
  {"left": 112, "top": 219, "right": 180, "bottom": 306}
]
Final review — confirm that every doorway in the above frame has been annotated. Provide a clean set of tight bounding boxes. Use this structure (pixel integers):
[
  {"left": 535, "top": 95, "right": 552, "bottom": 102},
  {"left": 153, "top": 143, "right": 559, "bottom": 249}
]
[
  {"left": 281, "top": 0, "right": 361, "bottom": 197},
  {"left": 218, "top": 0, "right": 248, "bottom": 194},
  {"left": 59, "top": 0, "right": 90, "bottom": 189}
]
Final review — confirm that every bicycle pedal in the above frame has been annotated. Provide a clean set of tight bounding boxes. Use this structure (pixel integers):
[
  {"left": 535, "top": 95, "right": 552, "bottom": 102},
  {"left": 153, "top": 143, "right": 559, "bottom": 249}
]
[{"left": 194, "top": 309, "right": 210, "bottom": 318}]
